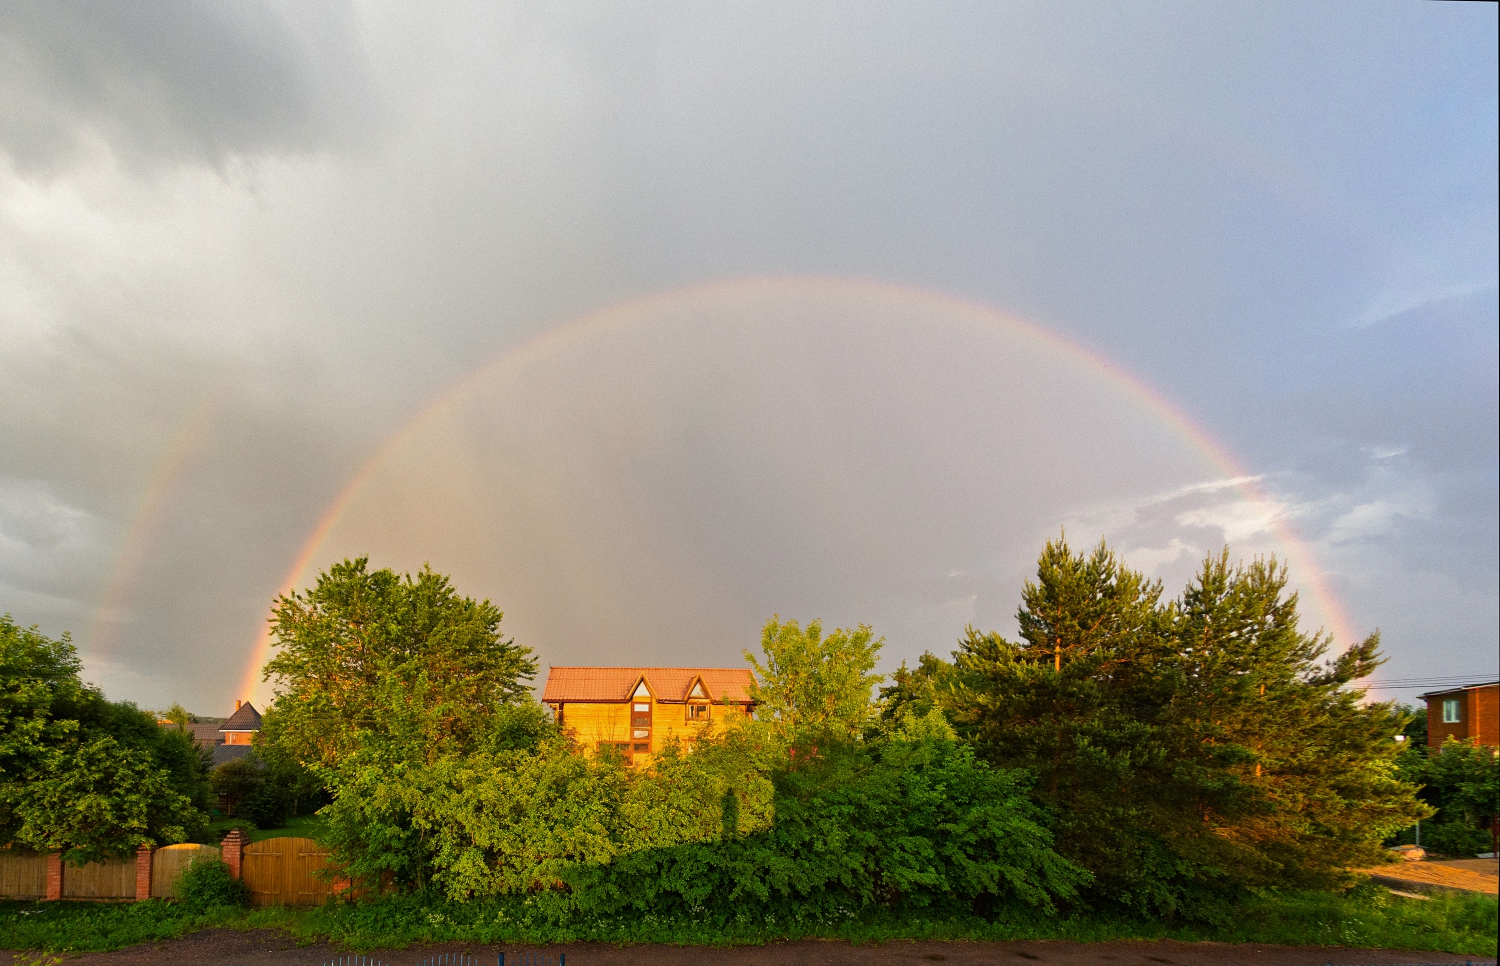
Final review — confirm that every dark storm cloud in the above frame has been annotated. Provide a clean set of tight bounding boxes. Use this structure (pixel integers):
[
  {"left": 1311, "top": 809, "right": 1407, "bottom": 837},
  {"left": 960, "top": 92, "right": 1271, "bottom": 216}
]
[
  {"left": 0, "top": 0, "right": 373, "bottom": 173},
  {"left": 0, "top": 1, "right": 1493, "bottom": 710}
]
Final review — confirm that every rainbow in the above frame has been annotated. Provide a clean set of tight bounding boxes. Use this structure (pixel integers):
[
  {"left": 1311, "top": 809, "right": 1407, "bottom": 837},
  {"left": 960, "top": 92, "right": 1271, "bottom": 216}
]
[
  {"left": 237, "top": 276, "right": 1357, "bottom": 704},
  {"left": 90, "top": 390, "right": 228, "bottom": 662}
]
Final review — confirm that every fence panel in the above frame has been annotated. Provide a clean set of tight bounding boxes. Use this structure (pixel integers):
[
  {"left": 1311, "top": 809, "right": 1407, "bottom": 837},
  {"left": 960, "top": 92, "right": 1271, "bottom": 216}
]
[
  {"left": 0, "top": 849, "right": 47, "bottom": 898},
  {"left": 63, "top": 858, "right": 134, "bottom": 899},
  {"left": 151, "top": 843, "right": 221, "bottom": 898},
  {"left": 243, "top": 836, "right": 335, "bottom": 906}
]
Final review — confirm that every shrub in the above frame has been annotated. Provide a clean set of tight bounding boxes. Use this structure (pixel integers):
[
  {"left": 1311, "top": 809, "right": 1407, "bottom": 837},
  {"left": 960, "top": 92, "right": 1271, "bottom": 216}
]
[{"left": 176, "top": 857, "right": 249, "bottom": 910}]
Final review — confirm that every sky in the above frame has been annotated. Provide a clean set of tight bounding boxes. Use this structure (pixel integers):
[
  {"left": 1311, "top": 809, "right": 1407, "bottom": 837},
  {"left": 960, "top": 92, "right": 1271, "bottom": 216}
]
[{"left": 0, "top": 1, "right": 1495, "bottom": 714}]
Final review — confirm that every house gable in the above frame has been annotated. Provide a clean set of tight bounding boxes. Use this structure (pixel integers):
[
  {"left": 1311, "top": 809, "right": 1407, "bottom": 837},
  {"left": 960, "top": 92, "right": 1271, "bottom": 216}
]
[{"left": 542, "top": 666, "right": 756, "bottom": 766}]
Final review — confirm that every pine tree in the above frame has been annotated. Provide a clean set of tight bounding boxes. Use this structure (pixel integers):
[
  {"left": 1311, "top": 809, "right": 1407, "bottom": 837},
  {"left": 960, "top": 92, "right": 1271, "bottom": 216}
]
[
  {"left": 948, "top": 540, "right": 1430, "bottom": 915},
  {"left": 1172, "top": 553, "right": 1428, "bottom": 887},
  {"left": 949, "top": 538, "right": 1192, "bottom": 914}
]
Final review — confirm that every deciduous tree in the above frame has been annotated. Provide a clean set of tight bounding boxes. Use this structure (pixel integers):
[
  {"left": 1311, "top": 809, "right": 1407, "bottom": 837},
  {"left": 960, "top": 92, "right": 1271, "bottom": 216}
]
[
  {"left": 0, "top": 615, "right": 207, "bottom": 861},
  {"left": 262, "top": 557, "right": 539, "bottom": 771},
  {"left": 744, "top": 617, "right": 884, "bottom": 745}
]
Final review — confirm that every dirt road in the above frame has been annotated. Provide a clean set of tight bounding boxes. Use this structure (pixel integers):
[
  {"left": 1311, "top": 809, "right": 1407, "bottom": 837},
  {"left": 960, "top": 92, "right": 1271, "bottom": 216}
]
[{"left": 15, "top": 929, "right": 1494, "bottom": 966}]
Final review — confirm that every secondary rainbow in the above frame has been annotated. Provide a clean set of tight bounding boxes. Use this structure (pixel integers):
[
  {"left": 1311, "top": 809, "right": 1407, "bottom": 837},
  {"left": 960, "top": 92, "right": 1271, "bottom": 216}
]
[
  {"left": 90, "top": 390, "right": 228, "bottom": 662},
  {"left": 239, "top": 276, "right": 1357, "bottom": 703}
]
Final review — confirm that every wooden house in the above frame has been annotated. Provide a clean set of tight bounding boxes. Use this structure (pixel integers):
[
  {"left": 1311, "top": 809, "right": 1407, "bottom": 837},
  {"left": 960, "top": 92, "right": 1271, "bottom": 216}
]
[
  {"left": 542, "top": 667, "right": 756, "bottom": 764},
  {"left": 1423, "top": 681, "right": 1499, "bottom": 750}
]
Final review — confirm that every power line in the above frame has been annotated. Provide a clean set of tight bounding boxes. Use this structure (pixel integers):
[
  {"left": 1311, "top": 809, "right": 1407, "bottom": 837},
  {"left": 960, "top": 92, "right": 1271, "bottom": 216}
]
[{"left": 1360, "top": 676, "right": 1498, "bottom": 691}]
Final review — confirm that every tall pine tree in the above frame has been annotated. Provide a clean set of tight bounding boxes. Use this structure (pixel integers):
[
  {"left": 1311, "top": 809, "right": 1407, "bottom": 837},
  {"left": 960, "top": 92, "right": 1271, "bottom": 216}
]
[
  {"left": 949, "top": 539, "right": 1427, "bottom": 917},
  {"left": 1171, "top": 552, "right": 1427, "bottom": 888}
]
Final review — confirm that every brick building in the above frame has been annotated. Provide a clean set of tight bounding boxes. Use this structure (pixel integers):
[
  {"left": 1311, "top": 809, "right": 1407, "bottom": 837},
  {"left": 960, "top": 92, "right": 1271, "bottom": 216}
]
[{"left": 1423, "top": 681, "right": 1498, "bottom": 750}]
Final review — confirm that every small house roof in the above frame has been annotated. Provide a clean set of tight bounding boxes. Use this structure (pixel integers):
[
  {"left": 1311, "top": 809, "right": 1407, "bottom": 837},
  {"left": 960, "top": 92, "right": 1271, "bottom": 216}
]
[
  {"left": 543, "top": 667, "right": 755, "bottom": 704},
  {"left": 212, "top": 744, "right": 255, "bottom": 767},
  {"left": 188, "top": 722, "right": 223, "bottom": 746},
  {"left": 1420, "top": 681, "right": 1499, "bottom": 700},
  {"left": 220, "top": 702, "right": 263, "bottom": 732}
]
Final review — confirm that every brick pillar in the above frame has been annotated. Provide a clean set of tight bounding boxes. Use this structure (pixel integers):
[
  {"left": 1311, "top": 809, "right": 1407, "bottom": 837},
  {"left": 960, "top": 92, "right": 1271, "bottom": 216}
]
[
  {"left": 221, "top": 829, "right": 247, "bottom": 879},
  {"left": 45, "top": 853, "right": 63, "bottom": 901},
  {"left": 135, "top": 845, "right": 154, "bottom": 901}
]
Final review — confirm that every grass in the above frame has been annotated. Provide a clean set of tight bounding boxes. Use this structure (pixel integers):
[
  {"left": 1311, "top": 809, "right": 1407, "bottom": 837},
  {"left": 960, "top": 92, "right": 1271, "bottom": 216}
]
[
  {"left": 1, "top": 888, "right": 1495, "bottom": 957},
  {"left": 249, "top": 813, "right": 330, "bottom": 844},
  {"left": 0, "top": 900, "right": 295, "bottom": 953},
  {"left": 202, "top": 813, "right": 331, "bottom": 844}
]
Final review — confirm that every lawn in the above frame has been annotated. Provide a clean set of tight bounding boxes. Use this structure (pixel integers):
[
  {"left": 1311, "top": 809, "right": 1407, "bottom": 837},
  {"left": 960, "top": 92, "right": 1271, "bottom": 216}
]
[
  {"left": 1, "top": 887, "right": 1495, "bottom": 957},
  {"left": 202, "top": 813, "right": 331, "bottom": 844}
]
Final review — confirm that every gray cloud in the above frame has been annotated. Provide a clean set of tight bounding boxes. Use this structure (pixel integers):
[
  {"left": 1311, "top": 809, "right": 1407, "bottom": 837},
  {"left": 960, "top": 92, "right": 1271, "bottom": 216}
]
[
  {"left": 0, "top": 0, "right": 374, "bottom": 174},
  {"left": 0, "top": 1, "right": 1493, "bottom": 712}
]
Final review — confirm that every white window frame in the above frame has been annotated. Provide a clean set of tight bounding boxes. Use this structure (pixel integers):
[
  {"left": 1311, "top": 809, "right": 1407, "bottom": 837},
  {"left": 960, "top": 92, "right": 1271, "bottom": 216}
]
[{"left": 1442, "top": 698, "right": 1461, "bottom": 724}]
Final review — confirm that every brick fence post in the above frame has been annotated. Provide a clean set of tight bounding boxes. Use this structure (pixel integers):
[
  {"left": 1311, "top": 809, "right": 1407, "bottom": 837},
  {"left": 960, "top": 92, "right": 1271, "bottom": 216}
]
[
  {"left": 44, "top": 852, "right": 63, "bottom": 901},
  {"left": 135, "top": 844, "right": 154, "bottom": 901},
  {"left": 221, "top": 830, "right": 247, "bottom": 879}
]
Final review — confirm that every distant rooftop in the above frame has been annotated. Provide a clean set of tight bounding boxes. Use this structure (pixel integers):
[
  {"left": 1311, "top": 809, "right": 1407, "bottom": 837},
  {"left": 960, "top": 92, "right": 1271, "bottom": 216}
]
[
  {"left": 220, "top": 702, "right": 262, "bottom": 732},
  {"left": 543, "top": 667, "right": 755, "bottom": 704}
]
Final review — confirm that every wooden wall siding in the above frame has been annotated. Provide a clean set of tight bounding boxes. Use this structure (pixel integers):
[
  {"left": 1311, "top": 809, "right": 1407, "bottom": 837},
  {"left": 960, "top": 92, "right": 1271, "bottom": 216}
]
[
  {"left": 63, "top": 858, "right": 135, "bottom": 899},
  {"left": 242, "top": 836, "right": 336, "bottom": 906},
  {"left": 0, "top": 849, "right": 47, "bottom": 898},
  {"left": 151, "top": 843, "right": 221, "bottom": 899},
  {"left": 560, "top": 697, "right": 749, "bottom": 762}
]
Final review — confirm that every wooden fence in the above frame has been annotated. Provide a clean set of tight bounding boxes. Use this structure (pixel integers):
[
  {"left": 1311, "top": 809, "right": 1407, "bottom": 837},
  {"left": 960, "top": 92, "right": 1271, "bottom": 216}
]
[
  {"left": 1, "top": 850, "right": 133, "bottom": 901},
  {"left": 151, "top": 842, "right": 220, "bottom": 899},
  {"left": 61, "top": 857, "right": 135, "bottom": 899},
  {"left": 0, "top": 835, "right": 345, "bottom": 906},
  {"left": 243, "top": 836, "right": 338, "bottom": 907},
  {"left": 0, "top": 849, "right": 46, "bottom": 899}
]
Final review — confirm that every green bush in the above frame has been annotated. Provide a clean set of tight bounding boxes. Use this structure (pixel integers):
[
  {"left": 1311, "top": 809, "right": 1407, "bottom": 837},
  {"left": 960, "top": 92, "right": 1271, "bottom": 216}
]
[{"left": 176, "top": 857, "right": 249, "bottom": 911}]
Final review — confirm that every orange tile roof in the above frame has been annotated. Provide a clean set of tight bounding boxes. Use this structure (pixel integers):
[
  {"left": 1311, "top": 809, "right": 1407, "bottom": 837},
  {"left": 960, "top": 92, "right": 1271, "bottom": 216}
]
[{"left": 542, "top": 667, "right": 756, "bottom": 704}]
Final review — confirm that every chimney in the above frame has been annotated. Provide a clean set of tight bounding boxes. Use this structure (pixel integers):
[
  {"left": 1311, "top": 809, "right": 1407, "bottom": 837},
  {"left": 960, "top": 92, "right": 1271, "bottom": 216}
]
[{"left": 235, "top": 699, "right": 241, "bottom": 710}]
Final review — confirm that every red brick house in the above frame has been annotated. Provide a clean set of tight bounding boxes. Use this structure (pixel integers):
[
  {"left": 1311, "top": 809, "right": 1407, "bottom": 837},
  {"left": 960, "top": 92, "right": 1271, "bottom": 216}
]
[
  {"left": 1423, "top": 681, "right": 1498, "bottom": 749},
  {"left": 161, "top": 700, "right": 263, "bottom": 766}
]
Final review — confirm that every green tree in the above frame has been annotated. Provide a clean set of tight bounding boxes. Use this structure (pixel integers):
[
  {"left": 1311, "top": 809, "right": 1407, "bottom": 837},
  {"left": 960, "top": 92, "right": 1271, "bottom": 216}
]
[
  {"left": 261, "top": 557, "right": 539, "bottom": 771},
  {"left": 160, "top": 703, "right": 196, "bottom": 727},
  {"left": 744, "top": 617, "right": 884, "bottom": 746},
  {"left": 878, "top": 651, "right": 957, "bottom": 725},
  {"left": 949, "top": 539, "right": 1182, "bottom": 913},
  {"left": 1170, "top": 552, "right": 1427, "bottom": 887},
  {"left": 1397, "top": 738, "right": 1500, "bottom": 857},
  {"left": 948, "top": 540, "right": 1429, "bottom": 915},
  {"left": 210, "top": 758, "right": 264, "bottom": 818},
  {"left": 261, "top": 559, "right": 541, "bottom": 885},
  {"left": 0, "top": 615, "right": 207, "bottom": 861}
]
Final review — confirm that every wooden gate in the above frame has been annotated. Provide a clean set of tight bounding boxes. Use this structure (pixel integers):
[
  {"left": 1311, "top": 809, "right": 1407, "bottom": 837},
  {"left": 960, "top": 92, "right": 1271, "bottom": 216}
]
[
  {"left": 151, "top": 842, "right": 221, "bottom": 898},
  {"left": 63, "top": 858, "right": 134, "bottom": 899},
  {"left": 242, "top": 836, "right": 336, "bottom": 906},
  {"left": 0, "top": 849, "right": 46, "bottom": 898}
]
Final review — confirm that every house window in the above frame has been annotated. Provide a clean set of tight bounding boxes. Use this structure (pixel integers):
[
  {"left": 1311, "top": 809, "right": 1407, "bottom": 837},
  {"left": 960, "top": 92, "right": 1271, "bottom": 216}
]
[
  {"left": 633, "top": 743, "right": 649, "bottom": 752},
  {"left": 1442, "top": 698, "right": 1461, "bottom": 724},
  {"left": 687, "top": 703, "right": 709, "bottom": 721}
]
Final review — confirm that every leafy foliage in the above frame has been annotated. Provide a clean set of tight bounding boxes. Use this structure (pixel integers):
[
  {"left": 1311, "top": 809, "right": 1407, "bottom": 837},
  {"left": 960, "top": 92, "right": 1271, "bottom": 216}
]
[
  {"left": 1, "top": 889, "right": 1495, "bottom": 956},
  {"left": 177, "top": 857, "right": 250, "bottom": 911},
  {"left": 946, "top": 540, "right": 1427, "bottom": 917},
  {"left": 877, "top": 651, "right": 958, "bottom": 726},
  {"left": 262, "top": 556, "right": 540, "bottom": 773},
  {"left": 0, "top": 615, "right": 208, "bottom": 862},
  {"left": 1395, "top": 736, "right": 1500, "bottom": 856},
  {"left": 745, "top": 617, "right": 884, "bottom": 744},
  {"left": 260, "top": 559, "right": 541, "bottom": 882},
  {"left": 210, "top": 758, "right": 262, "bottom": 818}
]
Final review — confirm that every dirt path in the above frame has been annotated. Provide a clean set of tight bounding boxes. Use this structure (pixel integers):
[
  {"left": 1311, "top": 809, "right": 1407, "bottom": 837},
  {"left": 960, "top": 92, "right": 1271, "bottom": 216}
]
[
  {"left": 1359, "top": 859, "right": 1499, "bottom": 896},
  {"left": 13, "top": 930, "right": 1494, "bottom": 966}
]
